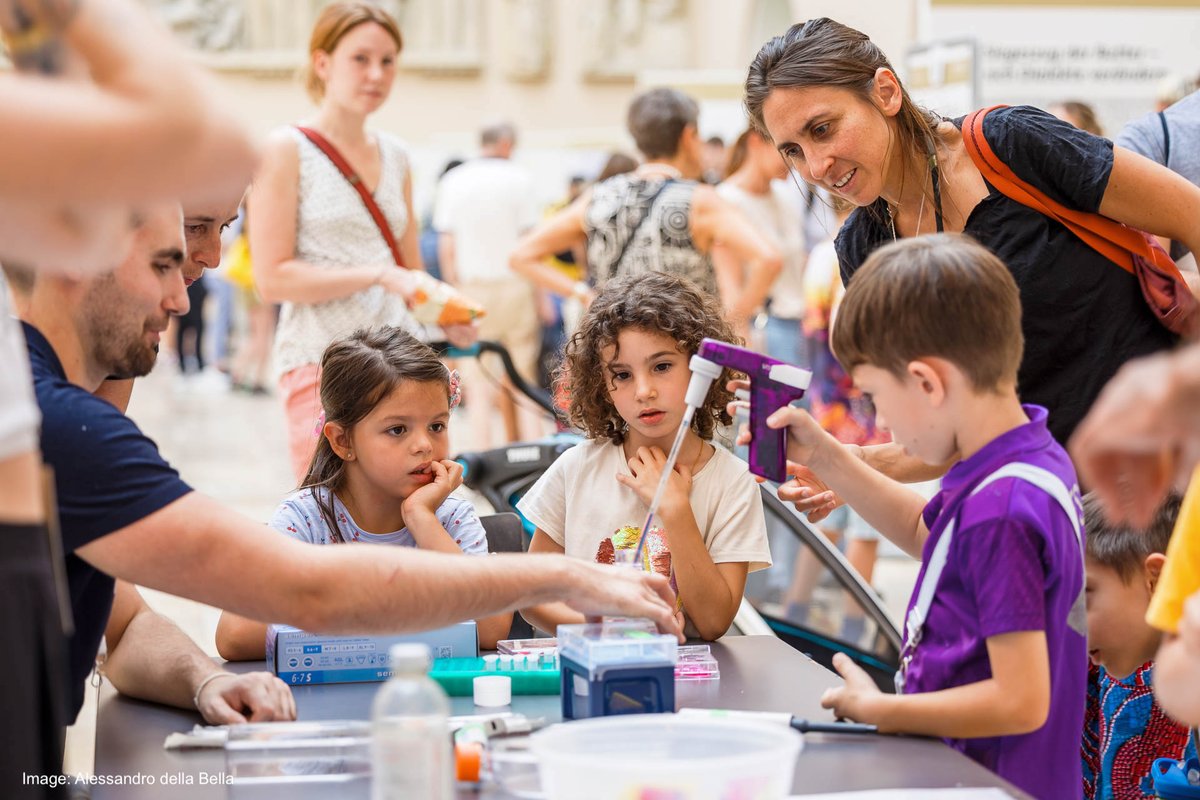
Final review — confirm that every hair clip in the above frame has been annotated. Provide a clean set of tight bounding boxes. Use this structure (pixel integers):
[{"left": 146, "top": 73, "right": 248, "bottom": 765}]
[
  {"left": 313, "top": 409, "right": 326, "bottom": 438},
  {"left": 448, "top": 370, "right": 462, "bottom": 410}
]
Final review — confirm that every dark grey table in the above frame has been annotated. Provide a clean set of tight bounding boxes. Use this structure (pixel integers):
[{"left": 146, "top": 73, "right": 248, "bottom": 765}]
[{"left": 92, "top": 635, "right": 1027, "bottom": 798}]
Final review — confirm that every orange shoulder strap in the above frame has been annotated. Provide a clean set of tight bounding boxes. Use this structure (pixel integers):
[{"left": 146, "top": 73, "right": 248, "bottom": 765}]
[{"left": 961, "top": 106, "right": 1182, "bottom": 280}]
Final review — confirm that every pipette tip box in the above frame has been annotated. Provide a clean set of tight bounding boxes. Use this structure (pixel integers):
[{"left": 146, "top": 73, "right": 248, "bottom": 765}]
[{"left": 557, "top": 620, "right": 678, "bottom": 719}]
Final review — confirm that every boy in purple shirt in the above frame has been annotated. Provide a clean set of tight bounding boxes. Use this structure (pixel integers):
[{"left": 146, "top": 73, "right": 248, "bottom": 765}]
[{"left": 746, "top": 234, "right": 1087, "bottom": 798}]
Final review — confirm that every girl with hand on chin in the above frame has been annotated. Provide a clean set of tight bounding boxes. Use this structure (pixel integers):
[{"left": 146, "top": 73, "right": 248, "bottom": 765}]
[{"left": 215, "top": 327, "right": 511, "bottom": 659}]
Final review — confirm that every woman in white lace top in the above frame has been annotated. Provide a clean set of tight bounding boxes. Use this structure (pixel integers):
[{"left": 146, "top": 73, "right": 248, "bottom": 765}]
[{"left": 249, "top": 2, "right": 470, "bottom": 480}]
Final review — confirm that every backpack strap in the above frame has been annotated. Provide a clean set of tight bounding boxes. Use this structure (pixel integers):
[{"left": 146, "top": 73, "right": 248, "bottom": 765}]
[{"left": 1159, "top": 111, "right": 1171, "bottom": 167}]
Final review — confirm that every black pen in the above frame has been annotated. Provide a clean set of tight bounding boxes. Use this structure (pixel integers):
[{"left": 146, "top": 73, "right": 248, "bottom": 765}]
[{"left": 678, "top": 708, "right": 879, "bottom": 735}]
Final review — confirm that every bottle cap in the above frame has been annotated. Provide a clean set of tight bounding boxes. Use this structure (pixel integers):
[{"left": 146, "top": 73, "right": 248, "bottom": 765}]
[
  {"left": 472, "top": 675, "right": 511, "bottom": 707},
  {"left": 388, "top": 643, "right": 432, "bottom": 672}
]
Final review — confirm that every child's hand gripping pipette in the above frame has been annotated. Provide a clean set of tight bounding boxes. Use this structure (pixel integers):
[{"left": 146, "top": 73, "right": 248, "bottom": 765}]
[{"left": 629, "top": 355, "right": 724, "bottom": 567}]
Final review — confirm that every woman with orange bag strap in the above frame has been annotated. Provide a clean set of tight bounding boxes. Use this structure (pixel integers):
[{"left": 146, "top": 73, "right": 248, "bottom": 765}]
[{"left": 743, "top": 18, "right": 1200, "bottom": 505}]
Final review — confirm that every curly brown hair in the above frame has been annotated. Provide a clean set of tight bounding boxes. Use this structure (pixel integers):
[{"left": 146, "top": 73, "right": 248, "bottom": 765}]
[{"left": 559, "top": 272, "right": 742, "bottom": 445}]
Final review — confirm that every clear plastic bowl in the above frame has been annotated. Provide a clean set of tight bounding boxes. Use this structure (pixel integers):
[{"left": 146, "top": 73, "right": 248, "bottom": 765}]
[{"left": 531, "top": 714, "right": 802, "bottom": 799}]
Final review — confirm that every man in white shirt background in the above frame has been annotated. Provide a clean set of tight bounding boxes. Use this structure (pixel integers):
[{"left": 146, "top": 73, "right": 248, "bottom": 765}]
[{"left": 435, "top": 122, "right": 544, "bottom": 446}]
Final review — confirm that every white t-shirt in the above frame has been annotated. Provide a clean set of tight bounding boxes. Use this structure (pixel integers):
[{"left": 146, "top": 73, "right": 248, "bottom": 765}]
[
  {"left": 0, "top": 275, "right": 39, "bottom": 460},
  {"left": 717, "top": 180, "right": 807, "bottom": 319},
  {"left": 271, "top": 486, "right": 488, "bottom": 554},
  {"left": 432, "top": 158, "right": 538, "bottom": 283},
  {"left": 516, "top": 439, "right": 771, "bottom": 576}
]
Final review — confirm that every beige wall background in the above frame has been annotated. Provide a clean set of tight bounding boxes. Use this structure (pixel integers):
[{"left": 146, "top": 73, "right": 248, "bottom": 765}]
[{"left": 160, "top": 0, "right": 918, "bottom": 206}]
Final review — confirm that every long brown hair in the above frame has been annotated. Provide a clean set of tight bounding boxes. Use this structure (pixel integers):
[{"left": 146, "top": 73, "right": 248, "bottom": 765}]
[
  {"left": 559, "top": 272, "right": 741, "bottom": 446},
  {"left": 302, "top": 326, "right": 450, "bottom": 542},
  {"left": 744, "top": 19, "right": 940, "bottom": 200},
  {"left": 304, "top": 1, "right": 403, "bottom": 103}
]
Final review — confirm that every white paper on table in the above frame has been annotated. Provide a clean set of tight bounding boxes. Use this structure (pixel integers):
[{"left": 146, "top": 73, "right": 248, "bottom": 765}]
[{"left": 789, "top": 790, "right": 1013, "bottom": 800}]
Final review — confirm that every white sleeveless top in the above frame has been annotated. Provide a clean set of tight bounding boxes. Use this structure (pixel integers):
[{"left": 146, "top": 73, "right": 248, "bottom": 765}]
[{"left": 272, "top": 127, "right": 420, "bottom": 377}]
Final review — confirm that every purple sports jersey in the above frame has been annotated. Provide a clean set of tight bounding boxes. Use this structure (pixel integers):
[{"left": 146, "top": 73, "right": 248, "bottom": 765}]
[{"left": 906, "top": 405, "right": 1087, "bottom": 799}]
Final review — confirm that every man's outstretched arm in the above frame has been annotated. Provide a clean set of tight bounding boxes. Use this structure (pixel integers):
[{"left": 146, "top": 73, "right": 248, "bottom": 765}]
[{"left": 80, "top": 493, "right": 683, "bottom": 641}]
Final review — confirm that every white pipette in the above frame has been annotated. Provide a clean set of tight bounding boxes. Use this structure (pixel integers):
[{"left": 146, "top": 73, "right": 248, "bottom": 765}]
[{"left": 630, "top": 356, "right": 724, "bottom": 566}]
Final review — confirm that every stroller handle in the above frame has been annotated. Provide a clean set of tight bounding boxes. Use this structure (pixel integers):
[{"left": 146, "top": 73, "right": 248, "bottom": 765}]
[{"left": 428, "top": 339, "right": 559, "bottom": 418}]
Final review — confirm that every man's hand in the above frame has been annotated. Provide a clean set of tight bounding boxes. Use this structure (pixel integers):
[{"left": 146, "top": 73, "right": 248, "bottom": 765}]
[
  {"left": 561, "top": 561, "right": 684, "bottom": 642},
  {"left": 819, "top": 652, "right": 886, "bottom": 726},
  {"left": 196, "top": 671, "right": 296, "bottom": 725},
  {"left": 1069, "top": 348, "right": 1200, "bottom": 527},
  {"left": 615, "top": 446, "right": 691, "bottom": 513}
]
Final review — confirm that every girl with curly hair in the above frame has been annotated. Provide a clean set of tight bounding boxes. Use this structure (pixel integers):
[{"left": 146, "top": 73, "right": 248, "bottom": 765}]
[{"left": 517, "top": 273, "right": 771, "bottom": 640}]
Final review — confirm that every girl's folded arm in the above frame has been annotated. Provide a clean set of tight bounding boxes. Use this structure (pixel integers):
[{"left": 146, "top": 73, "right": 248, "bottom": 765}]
[
  {"left": 215, "top": 612, "right": 270, "bottom": 662},
  {"left": 657, "top": 499, "right": 746, "bottom": 640}
]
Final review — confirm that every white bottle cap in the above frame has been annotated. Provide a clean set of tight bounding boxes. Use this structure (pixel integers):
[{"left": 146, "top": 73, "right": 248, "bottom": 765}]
[
  {"left": 473, "top": 675, "right": 511, "bottom": 707},
  {"left": 388, "top": 643, "right": 432, "bottom": 672}
]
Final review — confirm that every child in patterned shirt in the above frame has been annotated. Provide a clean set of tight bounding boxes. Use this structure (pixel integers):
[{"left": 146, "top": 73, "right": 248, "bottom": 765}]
[{"left": 1082, "top": 491, "right": 1196, "bottom": 799}]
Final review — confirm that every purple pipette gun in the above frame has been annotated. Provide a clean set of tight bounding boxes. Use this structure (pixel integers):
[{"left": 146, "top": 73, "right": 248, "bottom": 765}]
[
  {"left": 695, "top": 338, "right": 811, "bottom": 483},
  {"left": 629, "top": 339, "right": 810, "bottom": 566}
]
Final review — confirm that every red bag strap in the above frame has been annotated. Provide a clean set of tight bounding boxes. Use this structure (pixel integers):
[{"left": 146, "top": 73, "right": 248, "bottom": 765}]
[
  {"left": 296, "top": 126, "right": 406, "bottom": 268},
  {"left": 961, "top": 106, "right": 1184, "bottom": 282}
]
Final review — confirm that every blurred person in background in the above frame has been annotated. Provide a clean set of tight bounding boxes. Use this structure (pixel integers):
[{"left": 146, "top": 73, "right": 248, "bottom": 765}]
[
  {"left": 419, "top": 158, "right": 463, "bottom": 282},
  {"left": 434, "top": 122, "right": 543, "bottom": 447},
  {"left": 1047, "top": 100, "right": 1104, "bottom": 136},
  {"left": 1118, "top": 87, "right": 1200, "bottom": 262},
  {"left": 510, "top": 87, "right": 781, "bottom": 337},
  {"left": 700, "top": 134, "right": 727, "bottom": 184},
  {"left": 718, "top": 128, "right": 807, "bottom": 365},
  {"left": 223, "top": 210, "right": 278, "bottom": 395}
]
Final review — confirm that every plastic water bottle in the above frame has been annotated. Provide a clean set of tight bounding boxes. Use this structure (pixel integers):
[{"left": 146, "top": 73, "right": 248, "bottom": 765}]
[{"left": 371, "top": 643, "right": 452, "bottom": 799}]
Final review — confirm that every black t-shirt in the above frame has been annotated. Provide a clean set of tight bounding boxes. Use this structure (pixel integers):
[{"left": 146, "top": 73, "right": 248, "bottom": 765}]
[
  {"left": 24, "top": 323, "right": 192, "bottom": 716},
  {"left": 835, "top": 105, "right": 1177, "bottom": 444}
]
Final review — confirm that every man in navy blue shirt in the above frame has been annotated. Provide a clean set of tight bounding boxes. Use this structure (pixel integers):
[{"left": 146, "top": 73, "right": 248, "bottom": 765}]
[
  {"left": 23, "top": 205, "right": 293, "bottom": 723},
  {"left": 21, "top": 205, "right": 682, "bottom": 723}
]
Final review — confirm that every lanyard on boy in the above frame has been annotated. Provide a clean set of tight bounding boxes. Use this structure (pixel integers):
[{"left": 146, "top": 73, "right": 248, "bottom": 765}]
[{"left": 894, "top": 462, "right": 1084, "bottom": 694}]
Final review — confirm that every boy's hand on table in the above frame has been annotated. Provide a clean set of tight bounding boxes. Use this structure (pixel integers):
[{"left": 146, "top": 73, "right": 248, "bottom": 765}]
[
  {"left": 820, "top": 652, "right": 886, "bottom": 727},
  {"left": 196, "top": 672, "right": 296, "bottom": 725}
]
